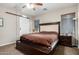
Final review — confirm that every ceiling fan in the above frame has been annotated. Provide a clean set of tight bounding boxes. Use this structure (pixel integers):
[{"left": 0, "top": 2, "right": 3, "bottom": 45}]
[{"left": 22, "top": 3, "right": 45, "bottom": 11}]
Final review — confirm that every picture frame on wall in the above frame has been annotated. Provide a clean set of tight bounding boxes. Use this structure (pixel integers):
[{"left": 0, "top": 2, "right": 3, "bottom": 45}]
[{"left": 0, "top": 18, "right": 3, "bottom": 27}]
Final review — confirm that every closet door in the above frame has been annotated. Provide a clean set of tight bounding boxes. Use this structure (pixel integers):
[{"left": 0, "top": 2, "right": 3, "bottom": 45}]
[{"left": 19, "top": 17, "right": 30, "bottom": 36}]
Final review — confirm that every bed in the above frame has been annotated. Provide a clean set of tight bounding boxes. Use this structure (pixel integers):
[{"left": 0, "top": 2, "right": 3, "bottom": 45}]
[{"left": 16, "top": 22, "right": 60, "bottom": 55}]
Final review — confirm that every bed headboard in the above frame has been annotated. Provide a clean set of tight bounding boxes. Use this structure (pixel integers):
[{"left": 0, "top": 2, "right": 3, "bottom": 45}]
[{"left": 39, "top": 22, "right": 60, "bottom": 38}]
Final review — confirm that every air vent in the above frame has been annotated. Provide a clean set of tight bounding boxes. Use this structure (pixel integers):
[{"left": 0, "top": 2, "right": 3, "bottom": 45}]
[{"left": 43, "top": 8, "right": 47, "bottom": 11}]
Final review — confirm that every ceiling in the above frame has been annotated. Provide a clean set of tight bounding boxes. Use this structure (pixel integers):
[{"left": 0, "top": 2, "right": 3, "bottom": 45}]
[{"left": 0, "top": 3, "right": 77, "bottom": 16}]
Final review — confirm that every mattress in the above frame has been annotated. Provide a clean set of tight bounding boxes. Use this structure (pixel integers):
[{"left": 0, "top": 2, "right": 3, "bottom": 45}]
[{"left": 20, "top": 31, "right": 58, "bottom": 47}]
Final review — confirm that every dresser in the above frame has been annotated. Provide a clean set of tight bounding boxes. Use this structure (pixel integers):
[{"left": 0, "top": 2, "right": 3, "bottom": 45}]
[{"left": 59, "top": 35, "right": 72, "bottom": 47}]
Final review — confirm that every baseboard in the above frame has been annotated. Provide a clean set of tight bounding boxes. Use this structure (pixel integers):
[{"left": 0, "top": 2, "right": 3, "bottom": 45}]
[{"left": 0, "top": 41, "right": 16, "bottom": 47}]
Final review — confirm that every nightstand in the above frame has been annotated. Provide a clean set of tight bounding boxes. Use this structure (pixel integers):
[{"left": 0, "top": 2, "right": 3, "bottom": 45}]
[{"left": 59, "top": 35, "right": 72, "bottom": 47}]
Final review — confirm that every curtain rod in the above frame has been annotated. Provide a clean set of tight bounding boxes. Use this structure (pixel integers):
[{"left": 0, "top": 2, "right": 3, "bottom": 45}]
[{"left": 5, "top": 12, "right": 30, "bottom": 19}]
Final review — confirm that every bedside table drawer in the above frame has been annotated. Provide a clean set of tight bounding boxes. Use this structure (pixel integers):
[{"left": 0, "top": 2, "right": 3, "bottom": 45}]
[{"left": 59, "top": 36, "right": 72, "bottom": 47}]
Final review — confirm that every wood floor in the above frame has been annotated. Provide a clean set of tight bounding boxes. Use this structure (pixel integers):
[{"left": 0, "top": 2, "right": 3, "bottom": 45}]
[{"left": 0, "top": 43, "right": 79, "bottom": 55}]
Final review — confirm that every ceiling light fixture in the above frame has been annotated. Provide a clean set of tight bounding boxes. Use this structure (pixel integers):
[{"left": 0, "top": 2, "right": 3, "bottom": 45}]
[{"left": 26, "top": 3, "right": 43, "bottom": 10}]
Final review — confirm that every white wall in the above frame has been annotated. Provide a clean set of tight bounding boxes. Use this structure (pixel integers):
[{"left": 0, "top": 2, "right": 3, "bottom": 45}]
[
  {"left": 0, "top": 7, "right": 33, "bottom": 46},
  {"left": 36, "top": 6, "right": 77, "bottom": 23},
  {"left": 0, "top": 7, "right": 27, "bottom": 46},
  {"left": 77, "top": 4, "right": 79, "bottom": 48},
  {"left": 0, "top": 7, "right": 18, "bottom": 46}
]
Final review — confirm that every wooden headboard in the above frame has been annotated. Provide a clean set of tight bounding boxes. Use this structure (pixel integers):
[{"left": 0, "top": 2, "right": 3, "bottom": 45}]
[{"left": 39, "top": 22, "right": 60, "bottom": 38}]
